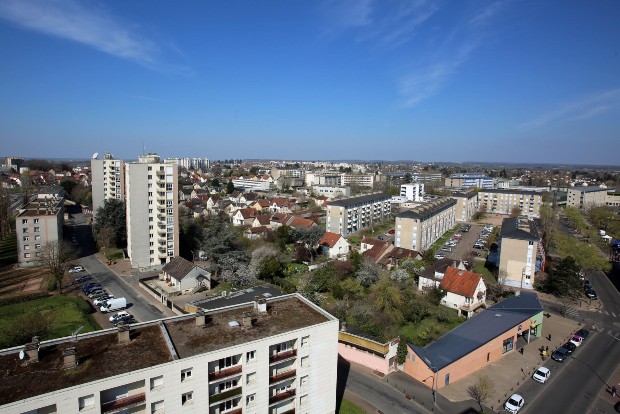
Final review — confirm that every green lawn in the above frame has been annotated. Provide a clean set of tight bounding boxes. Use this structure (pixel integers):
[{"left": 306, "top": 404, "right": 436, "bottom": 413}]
[
  {"left": 472, "top": 259, "right": 496, "bottom": 285},
  {"left": 338, "top": 399, "right": 367, "bottom": 414},
  {"left": 0, "top": 295, "right": 100, "bottom": 348},
  {"left": 103, "top": 247, "right": 124, "bottom": 261},
  {"left": 400, "top": 308, "right": 464, "bottom": 347},
  {"left": 427, "top": 224, "right": 460, "bottom": 254}
]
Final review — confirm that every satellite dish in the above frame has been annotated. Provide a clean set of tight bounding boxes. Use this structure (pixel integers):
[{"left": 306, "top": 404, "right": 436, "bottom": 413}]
[
  {"left": 92, "top": 152, "right": 99, "bottom": 160},
  {"left": 19, "top": 350, "right": 25, "bottom": 360}
]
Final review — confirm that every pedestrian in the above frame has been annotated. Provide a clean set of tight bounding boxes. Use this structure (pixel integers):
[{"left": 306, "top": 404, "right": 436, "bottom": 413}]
[
  {"left": 520, "top": 347, "right": 524, "bottom": 355},
  {"left": 612, "top": 385, "right": 617, "bottom": 398},
  {"left": 548, "top": 333, "right": 552, "bottom": 341},
  {"left": 546, "top": 346, "right": 549, "bottom": 353}
]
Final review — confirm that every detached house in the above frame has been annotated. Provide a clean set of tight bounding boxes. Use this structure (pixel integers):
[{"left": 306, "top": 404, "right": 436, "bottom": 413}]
[
  {"left": 231, "top": 208, "right": 258, "bottom": 226},
  {"left": 439, "top": 267, "right": 486, "bottom": 318},
  {"left": 161, "top": 256, "right": 211, "bottom": 293},
  {"left": 319, "top": 232, "right": 351, "bottom": 258}
]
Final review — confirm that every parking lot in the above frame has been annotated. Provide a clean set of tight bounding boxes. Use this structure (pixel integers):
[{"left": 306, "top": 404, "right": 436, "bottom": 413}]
[{"left": 436, "top": 223, "right": 492, "bottom": 264}]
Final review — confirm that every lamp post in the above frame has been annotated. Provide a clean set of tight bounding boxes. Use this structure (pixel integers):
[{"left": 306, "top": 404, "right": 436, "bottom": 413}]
[{"left": 432, "top": 367, "right": 438, "bottom": 403}]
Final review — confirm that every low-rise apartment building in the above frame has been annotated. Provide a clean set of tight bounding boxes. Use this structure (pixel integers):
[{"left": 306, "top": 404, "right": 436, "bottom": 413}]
[
  {"left": 451, "top": 188, "right": 478, "bottom": 222},
  {"left": 567, "top": 186, "right": 618, "bottom": 209},
  {"left": 498, "top": 217, "right": 544, "bottom": 290},
  {"left": 400, "top": 183, "right": 425, "bottom": 202},
  {"left": 231, "top": 178, "right": 271, "bottom": 192},
  {"left": 326, "top": 194, "right": 391, "bottom": 236},
  {"left": 395, "top": 197, "right": 456, "bottom": 252},
  {"left": 312, "top": 185, "right": 350, "bottom": 199},
  {"left": 0, "top": 294, "right": 339, "bottom": 414},
  {"left": 16, "top": 194, "right": 64, "bottom": 266},
  {"left": 91, "top": 153, "right": 125, "bottom": 213},
  {"left": 445, "top": 174, "right": 494, "bottom": 189},
  {"left": 477, "top": 189, "right": 543, "bottom": 217}
]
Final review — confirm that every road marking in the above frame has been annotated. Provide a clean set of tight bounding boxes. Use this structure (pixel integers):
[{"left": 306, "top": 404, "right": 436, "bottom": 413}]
[
  {"left": 605, "top": 311, "right": 609, "bottom": 315},
  {"left": 613, "top": 312, "right": 617, "bottom": 317}
]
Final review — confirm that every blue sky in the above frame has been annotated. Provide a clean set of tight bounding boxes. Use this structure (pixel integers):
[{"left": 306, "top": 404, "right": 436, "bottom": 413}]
[{"left": 0, "top": 0, "right": 619, "bottom": 164}]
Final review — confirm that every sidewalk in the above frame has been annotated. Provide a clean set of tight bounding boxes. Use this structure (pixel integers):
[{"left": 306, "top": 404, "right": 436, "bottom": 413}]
[{"left": 594, "top": 364, "right": 620, "bottom": 413}]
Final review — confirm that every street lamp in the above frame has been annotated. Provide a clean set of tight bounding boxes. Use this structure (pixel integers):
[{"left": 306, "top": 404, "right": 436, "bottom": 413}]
[{"left": 432, "top": 367, "right": 438, "bottom": 403}]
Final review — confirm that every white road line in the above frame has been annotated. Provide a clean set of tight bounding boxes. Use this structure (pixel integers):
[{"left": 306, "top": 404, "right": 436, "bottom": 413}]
[
  {"left": 613, "top": 312, "right": 617, "bottom": 317},
  {"left": 605, "top": 311, "right": 609, "bottom": 315}
]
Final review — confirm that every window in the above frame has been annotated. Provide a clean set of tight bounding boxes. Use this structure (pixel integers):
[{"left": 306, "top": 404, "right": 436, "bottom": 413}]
[
  {"left": 34, "top": 243, "right": 41, "bottom": 249},
  {"left": 150, "top": 375, "right": 163, "bottom": 390},
  {"left": 502, "top": 337, "right": 514, "bottom": 354},
  {"left": 301, "top": 356, "right": 309, "bottom": 367},
  {"left": 246, "top": 372, "right": 256, "bottom": 384},
  {"left": 35, "top": 235, "right": 40, "bottom": 240},
  {"left": 24, "top": 245, "right": 30, "bottom": 250},
  {"left": 34, "top": 219, "right": 39, "bottom": 224},
  {"left": 181, "top": 368, "right": 193, "bottom": 381},
  {"left": 21, "top": 219, "right": 28, "bottom": 224},
  {"left": 22, "top": 228, "right": 28, "bottom": 233},
  {"left": 181, "top": 391, "right": 193, "bottom": 405},
  {"left": 23, "top": 236, "right": 29, "bottom": 241},
  {"left": 246, "top": 393, "right": 256, "bottom": 406},
  {"left": 24, "top": 253, "right": 31, "bottom": 258},
  {"left": 300, "top": 394, "right": 309, "bottom": 406},
  {"left": 246, "top": 350, "right": 256, "bottom": 362},
  {"left": 301, "top": 336, "right": 310, "bottom": 348},
  {"left": 300, "top": 375, "right": 309, "bottom": 387},
  {"left": 34, "top": 227, "right": 40, "bottom": 232},
  {"left": 78, "top": 394, "right": 95, "bottom": 410}
]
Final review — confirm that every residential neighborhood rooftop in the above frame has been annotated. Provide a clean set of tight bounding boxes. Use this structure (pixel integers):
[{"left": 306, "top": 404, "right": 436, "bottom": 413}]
[
  {"left": 500, "top": 217, "right": 539, "bottom": 241},
  {"left": 396, "top": 197, "right": 456, "bottom": 220},
  {"left": 328, "top": 193, "right": 390, "bottom": 207}
]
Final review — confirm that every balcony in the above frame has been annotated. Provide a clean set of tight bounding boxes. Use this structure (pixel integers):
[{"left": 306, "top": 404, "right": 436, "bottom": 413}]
[
  {"left": 269, "top": 389, "right": 296, "bottom": 405},
  {"left": 209, "top": 365, "right": 242, "bottom": 382},
  {"left": 210, "top": 386, "right": 242, "bottom": 405},
  {"left": 269, "top": 349, "right": 296, "bottom": 364},
  {"left": 157, "top": 227, "right": 166, "bottom": 235},
  {"left": 269, "top": 369, "right": 296, "bottom": 384},
  {"left": 101, "top": 393, "right": 145, "bottom": 414}
]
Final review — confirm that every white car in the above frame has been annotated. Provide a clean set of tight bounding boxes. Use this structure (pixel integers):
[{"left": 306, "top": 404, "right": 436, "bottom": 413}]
[
  {"left": 109, "top": 311, "right": 130, "bottom": 323},
  {"left": 68, "top": 266, "right": 84, "bottom": 273},
  {"left": 434, "top": 253, "right": 446, "bottom": 260},
  {"left": 94, "top": 295, "right": 114, "bottom": 306},
  {"left": 532, "top": 367, "right": 550, "bottom": 383},
  {"left": 504, "top": 394, "right": 524, "bottom": 413},
  {"left": 569, "top": 335, "right": 583, "bottom": 347}
]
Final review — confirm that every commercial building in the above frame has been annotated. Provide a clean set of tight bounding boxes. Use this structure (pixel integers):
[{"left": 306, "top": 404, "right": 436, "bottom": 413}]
[
  {"left": 126, "top": 154, "right": 179, "bottom": 268},
  {"left": 0, "top": 294, "right": 339, "bottom": 414},
  {"left": 400, "top": 183, "right": 425, "bottom": 202},
  {"left": 326, "top": 193, "right": 391, "bottom": 236},
  {"left": 450, "top": 188, "right": 478, "bottom": 222},
  {"left": 312, "top": 185, "right": 351, "bottom": 199},
  {"left": 394, "top": 197, "right": 456, "bottom": 252},
  {"left": 231, "top": 178, "right": 271, "bottom": 192},
  {"left": 16, "top": 193, "right": 64, "bottom": 266},
  {"left": 567, "top": 186, "right": 618, "bottom": 209},
  {"left": 91, "top": 153, "right": 125, "bottom": 214},
  {"left": 477, "top": 189, "right": 543, "bottom": 217},
  {"left": 403, "top": 292, "right": 543, "bottom": 389},
  {"left": 497, "top": 217, "right": 544, "bottom": 290},
  {"left": 445, "top": 174, "right": 494, "bottom": 189}
]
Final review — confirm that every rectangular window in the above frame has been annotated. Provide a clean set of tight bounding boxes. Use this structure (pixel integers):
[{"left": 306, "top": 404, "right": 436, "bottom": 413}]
[
  {"left": 246, "top": 372, "right": 256, "bottom": 384},
  {"left": 23, "top": 236, "right": 29, "bottom": 241},
  {"left": 301, "top": 336, "right": 310, "bottom": 348},
  {"left": 301, "top": 356, "right": 309, "bottom": 367},
  {"left": 24, "top": 245, "right": 30, "bottom": 250},
  {"left": 246, "top": 394, "right": 256, "bottom": 406},
  {"left": 35, "top": 235, "right": 41, "bottom": 240},
  {"left": 300, "top": 394, "right": 309, "bottom": 406},
  {"left": 502, "top": 337, "right": 514, "bottom": 354},
  {"left": 24, "top": 253, "right": 30, "bottom": 258},
  {"left": 151, "top": 400, "right": 164, "bottom": 414},
  {"left": 78, "top": 394, "right": 95, "bottom": 410},
  {"left": 150, "top": 375, "right": 163, "bottom": 390},
  {"left": 181, "top": 391, "right": 193, "bottom": 405},
  {"left": 34, "top": 219, "right": 39, "bottom": 224},
  {"left": 34, "top": 227, "right": 40, "bottom": 232},
  {"left": 300, "top": 375, "right": 309, "bottom": 387},
  {"left": 34, "top": 243, "right": 41, "bottom": 249},
  {"left": 246, "top": 350, "right": 256, "bottom": 362},
  {"left": 22, "top": 219, "right": 28, "bottom": 224},
  {"left": 22, "top": 228, "right": 28, "bottom": 233},
  {"left": 181, "top": 368, "right": 193, "bottom": 381}
]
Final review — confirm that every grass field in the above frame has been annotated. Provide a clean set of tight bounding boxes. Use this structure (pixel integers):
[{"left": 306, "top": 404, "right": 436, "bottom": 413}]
[
  {"left": 427, "top": 224, "right": 460, "bottom": 254},
  {"left": 472, "top": 259, "right": 496, "bottom": 285},
  {"left": 338, "top": 399, "right": 367, "bottom": 414},
  {"left": 0, "top": 295, "right": 100, "bottom": 348}
]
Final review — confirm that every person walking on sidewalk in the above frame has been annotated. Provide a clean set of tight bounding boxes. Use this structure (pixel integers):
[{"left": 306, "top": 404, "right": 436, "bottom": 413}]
[{"left": 612, "top": 385, "right": 617, "bottom": 398}]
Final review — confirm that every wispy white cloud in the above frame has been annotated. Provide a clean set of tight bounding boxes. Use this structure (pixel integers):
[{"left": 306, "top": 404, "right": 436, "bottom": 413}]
[
  {"left": 0, "top": 0, "right": 191, "bottom": 74},
  {"left": 521, "top": 88, "right": 620, "bottom": 128},
  {"left": 468, "top": 0, "right": 510, "bottom": 28},
  {"left": 321, "top": 0, "right": 373, "bottom": 35}
]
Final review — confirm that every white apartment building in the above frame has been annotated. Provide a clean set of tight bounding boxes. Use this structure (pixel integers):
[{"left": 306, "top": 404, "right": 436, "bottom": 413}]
[
  {"left": 0, "top": 295, "right": 338, "bottom": 414},
  {"left": 164, "top": 157, "right": 210, "bottom": 170},
  {"left": 395, "top": 197, "right": 457, "bottom": 252},
  {"left": 400, "top": 183, "right": 425, "bottom": 202},
  {"left": 567, "top": 186, "right": 618, "bottom": 209},
  {"left": 326, "top": 193, "right": 392, "bottom": 236},
  {"left": 232, "top": 178, "right": 271, "bottom": 192},
  {"left": 498, "top": 217, "right": 543, "bottom": 290},
  {"left": 341, "top": 173, "right": 374, "bottom": 188},
  {"left": 477, "top": 189, "right": 543, "bottom": 217},
  {"left": 16, "top": 195, "right": 64, "bottom": 266},
  {"left": 445, "top": 174, "right": 494, "bottom": 189},
  {"left": 312, "top": 185, "right": 351, "bottom": 199},
  {"left": 91, "top": 153, "right": 125, "bottom": 214},
  {"left": 126, "top": 154, "right": 179, "bottom": 268}
]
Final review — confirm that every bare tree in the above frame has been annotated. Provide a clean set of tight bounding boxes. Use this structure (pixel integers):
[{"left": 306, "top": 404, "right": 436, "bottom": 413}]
[
  {"left": 96, "top": 226, "right": 116, "bottom": 254},
  {"left": 467, "top": 375, "right": 494, "bottom": 412},
  {"left": 40, "top": 241, "right": 76, "bottom": 292}
]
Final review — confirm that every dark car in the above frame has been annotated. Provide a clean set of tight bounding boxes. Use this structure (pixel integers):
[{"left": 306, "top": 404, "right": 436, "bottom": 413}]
[
  {"left": 75, "top": 274, "right": 92, "bottom": 283},
  {"left": 82, "top": 282, "right": 100, "bottom": 292},
  {"left": 576, "top": 329, "right": 590, "bottom": 340},
  {"left": 562, "top": 342, "right": 577, "bottom": 355},
  {"left": 585, "top": 288, "right": 598, "bottom": 300},
  {"left": 113, "top": 314, "right": 135, "bottom": 326},
  {"left": 83, "top": 284, "right": 102, "bottom": 294},
  {"left": 552, "top": 346, "right": 570, "bottom": 362}
]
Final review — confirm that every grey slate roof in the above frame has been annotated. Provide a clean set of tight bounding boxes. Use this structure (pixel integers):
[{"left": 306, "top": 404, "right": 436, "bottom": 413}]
[
  {"left": 500, "top": 217, "right": 538, "bottom": 241},
  {"left": 396, "top": 197, "right": 456, "bottom": 220},
  {"left": 479, "top": 188, "right": 541, "bottom": 196},
  {"left": 328, "top": 193, "right": 391, "bottom": 207},
  {"left": 409, "top": 291, "right": 543, "bottom": 371},
  {"left": 162, "top": 256, "right": 196, "bottom": 281}
]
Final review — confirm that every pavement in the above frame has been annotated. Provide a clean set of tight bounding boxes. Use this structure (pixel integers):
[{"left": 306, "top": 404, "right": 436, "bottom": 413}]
[{"left": 596, "top": 364, "right": 620, "bottom": 413}]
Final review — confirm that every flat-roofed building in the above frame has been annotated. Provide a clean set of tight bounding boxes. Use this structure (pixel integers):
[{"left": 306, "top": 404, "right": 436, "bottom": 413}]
[
  {"left": 477, "top": 188, "right": 543, "bottom": 217},
  {"left": 395, "top": 197, "right": 456, "bottom": 252},
  {"left": 445, "top": 174, "right": 494, "bottom": 189},
  {"left": 326, "top": 193, "right": 391, "bottom": 236},
  {"left": 341, "top": 173, "right": 374, "bottom": 188},
  {"left": 91, "top": 152, "right": 125, "bottom": 214},
  {"left": 0, "top": 294, "right": 339, "bottom": 414},
  {"left": 400, "top": 183, "right": 425, "bottom": 202},
  {"left": 498, "top": 217, "right": 544, "bottom": 290},
  {"left": 567, "top": 186, "right": 617, "bottom": 209},
  {"left": 450, "top": 188, "right": 478, "bottom": 222},
  {"left": 312, "top": 185, "right": 350, "bottom": 199},
  {"left": 16, "top": 195, "right": 64, "bottom": 266},
  {"left": 231, "top": 178, "right": 271, "bottom": 192}
]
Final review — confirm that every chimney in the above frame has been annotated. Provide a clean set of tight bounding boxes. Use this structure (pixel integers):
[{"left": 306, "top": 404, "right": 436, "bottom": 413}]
[
  {"left": 452, "top": 261, "right": 457, "bottom": 268},
  {"left": 340, "top": 321, "right": 347, "bottom": 332},
  {"left": 24, "top": 339, "right": 39, "bottom": 362},
  {"left": 253, "top": 296, "right": 260, "bottom": 310},
  {"left": 242, "top": 312, "right": 253, "bottom": 327},
  {"left": 195, "top": 310, "right": 206, "bottom": 327},
  {"left": 62, "top": 347, "right": 77, "bottom": 369},
  {"left": 256, "top": 299, "right": 267, "bottom": 313},
  {"left": 117, "top": 324, "right": 131, "bottom": 343}
]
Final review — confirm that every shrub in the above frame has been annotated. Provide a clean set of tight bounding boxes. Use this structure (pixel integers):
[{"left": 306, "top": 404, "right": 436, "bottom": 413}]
[
  {"left": 0, "top": 293, "right": 49, "bottom": 307},
  {"left": 75, "top": 297, "right": 92, "bottom": 314},
  {"left": 46, "top": 277, "right": 57, "bottom": 292}
]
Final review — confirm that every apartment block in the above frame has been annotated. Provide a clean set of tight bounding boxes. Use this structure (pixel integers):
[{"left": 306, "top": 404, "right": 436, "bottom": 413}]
[
  {"left": 477, "top": 189, "right": 543, "bottom": 217},
  {"left": 498, "top": 217, "right": 544, "bottom": 290},
  {"left": 126, "top": 154, "right": 179, "bottom": 268},
  {"left": 0, "top": 295, "right": 338, "bottom": 414},
  {"left": 16, "top": 194, "right": 64, "bottom": 266},
  {"left": 232, "top": 178, "right": 271, "bottom": 192},
  {"left": 312, "top": 185, "right": 351, "bottom": 199},
  {"left": 567, "top": 186, "right": 617, "bottom": 209},
  {"left": 450, "top": 188, "right": 478, "bottom": 222},
  {"left": 164, "top": 157, "right": 210, "bottom": 170},
  {"left": 91, "top": 153, "right": 125, "bottom": 214},
  {"left": 326, "top": 193, "right": 391, "bottom": 236},
  {"left": 445, "top": 174, "right": 494, "bottom": 189},
  {"left": 400, "top": 183, "right": 425, "bottom": 202},
  {"left": 341, "top": 173, "right": 374, "bottom": 188},
  {"left": 395, "top": 197, "right": 456, "bottom": 252}
]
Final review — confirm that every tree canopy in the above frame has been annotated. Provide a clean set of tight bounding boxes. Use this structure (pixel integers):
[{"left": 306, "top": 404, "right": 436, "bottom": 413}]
[{"left": 93, "top": 199, "right": 127, "bottom": 248}]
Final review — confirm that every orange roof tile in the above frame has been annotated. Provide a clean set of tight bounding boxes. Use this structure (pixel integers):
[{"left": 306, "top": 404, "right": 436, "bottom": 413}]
[{"left": 439, "top": 267, "right": 483, "bottom": 298}]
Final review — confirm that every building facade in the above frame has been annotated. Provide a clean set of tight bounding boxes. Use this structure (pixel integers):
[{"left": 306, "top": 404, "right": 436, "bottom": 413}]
[
  {"left": 16, "top": 195, "right": 64, "bottom": 266},
  {"left": 231, "top": 179, "right": 271, "bottom": 192},
  {"left": 497, "top": 217, "right": 543, "bottom": 290},
  {"left": 445, "top": 174, "right": 494, "bottom": 189},
  {"left": 312, "top": 185, "right": 351, "bottom": 199},
  {"left": 0, "top": 295, "right": 339, "bottom": 414},
  {"left": 567, "top": 186, "right": 617, "bottom": 209},
  {"left": 450, "top": 189, "right": 478, "bottom": 222},
  {"left": 400, "top": 183, "right": 425, "bottom": 202},
  {"left": 126, "top": 154, "right": 179, "bottom": 268},
  {"left": 395, "top": 197, "right": 456, "bottom": 252},
  {"left": 91, "top": 153, "right": 125, "bottom": 214},
  {"left": 326, "top": 194, "right": 391, "bottom": 236},
  {"left": 477, "top": 189, "right": 543, "bottom": 217}
]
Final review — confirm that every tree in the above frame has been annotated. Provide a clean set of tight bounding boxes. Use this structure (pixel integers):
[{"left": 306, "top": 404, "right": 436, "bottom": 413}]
[
  {"left": 226, "top": 181, "right": 235, "bottom": 194},
  {"left": 291, "top": 226, "right": 324, "bottom": 261},
  {"left": 0, "top": 187, "right": 11, "bottom": 241},
  {"left": 510, "top": 206, "right": 522, "bottom": 218},
  {"left": 219, "top": 257, "right": 257, "bottom": 287},
  {"left": 96, "top": 226, "right": 116, "bottom": 252},
  {"left": 404, "top": 173, "right": 413, "bottom": 183},
  {"left": 59, "top": 179, "right": 78, "bottom": 198},
  {"left": 467, "top": 375, "right": 494, "bottom": 412},
  {"left": 390, "top": 268, "right": 409, "bottom": 282},
  {"left": 397, "top": 340, "right": 408, "bottom": 365},
  {"left": 275, "top": 225, "right": 292, "bottom": 250},
  {"left": 211, "top": 178, "right": 220, "bottom": 187},
  {"left": 356, "top": 260, "right": 381, "bottom": 287},
  {"left": 40, "top": 241, "right": 76, "bottom": 292},
  {"left": 201, "top": 217, "right": 247, "bottom": 275},
  {"left": 371, "top": 276, "right": 403, "bottom": 322},
  {"left": 93, "top": 199, "right": 127, "bottom": 248}
]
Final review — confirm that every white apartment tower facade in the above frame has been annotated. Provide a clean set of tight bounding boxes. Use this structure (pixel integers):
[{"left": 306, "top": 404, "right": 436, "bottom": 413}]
[
  {"left": 91, "top": 153, "right": 125, "bottom": 214},
  {"left": 400, "top": 183, "right": 425, "bottom": 202},
  {"left": 126, "top": 154, "right": 179, "bottom": 268}
]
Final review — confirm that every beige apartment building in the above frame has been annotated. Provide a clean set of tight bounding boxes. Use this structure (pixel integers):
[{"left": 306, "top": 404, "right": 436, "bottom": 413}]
[
  {"left": 451, "top": 188, "right": 478, "bottom": 222},
  {"left": 126, "top": 154, "right": 179, "bottom": 268},
  {"left": 326, "top": 193, "right": 391, "bottom": 236},
  {"left": 395, "top": 197, "right": 456, "bottom": 252},
  {"left": 16, "top": 195, "right": 64, "bottom": 266},
  {"left": 498, "top": 217, "right": 543, "bottom": 290},
  {"left": 0, "top": 294, "right": 339, "bottom": 414},
  {"left": 91, "top": 153, "right": 125, "bottom": 214},
  {"left": 477, "top": 189, "right": 543, "bottom": 217},
  {"left": 567, "top": 186, "right": 618, "bottom": 209}
]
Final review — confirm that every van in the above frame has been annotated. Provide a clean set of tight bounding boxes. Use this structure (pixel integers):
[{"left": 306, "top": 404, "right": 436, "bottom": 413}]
[{"left": 100, "top": 297, "right": 127, "bottom": 313}]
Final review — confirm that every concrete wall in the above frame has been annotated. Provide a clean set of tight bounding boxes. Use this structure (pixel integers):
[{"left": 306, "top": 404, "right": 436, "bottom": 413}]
[{"left": 499, "top": 238, "right": 537, "bottom": 289}]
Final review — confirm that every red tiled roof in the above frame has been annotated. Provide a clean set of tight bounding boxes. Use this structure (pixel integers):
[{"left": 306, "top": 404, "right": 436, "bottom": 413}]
[
  {"left": 254, "top": 215, "right": 271, "bottom": 226},
  {"left": 319, "top": 231, "right": 343, "bottom": 248},
  {"left": 288, "top": 217, "right": 316, "bottom": 229},
  {"left": 236, "top": 208, "right": 258, "bottom": 219},
  {"left": 439, "top": 267, "right": 483, "bottom": 298}
]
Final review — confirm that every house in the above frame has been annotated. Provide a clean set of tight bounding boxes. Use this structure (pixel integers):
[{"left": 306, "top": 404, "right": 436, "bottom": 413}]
[
  {"left": 319, "top": 232, "right": 351, "bottom": 258},
  {"left": 231, "top": 208, "right": 258, "bottom": 226},
  {"left": 403, "top": 291, "right": 543, "bottom": 389},
  {"left": 250, "top": 199, "right": 271, "bottom": 212},
  {"left": 245, "top": 226, "right": 269, "bottom": 240},
  {"left": 378, "top": 247, "right": 422, "bottom": 269},
  {"left": 161, "top": 256, "right": 211, "bottom": 293},
  {"left": 439, "top": 267, "right": 486, "bottom": 318},
  {"left": 250, "top": 214, "right": 272, "bottom": 228},
  {"left": 287, "top": 216, "right": 317, "bottom": 230},
  {"left": 270, "top": 198, "right": 298, "bottom": 214},
  {"left": 269, "top": 213, "right": 293, "bottom": 228},
  {"left": 418, "top": 259, "right": 467, "bottom": 291}
]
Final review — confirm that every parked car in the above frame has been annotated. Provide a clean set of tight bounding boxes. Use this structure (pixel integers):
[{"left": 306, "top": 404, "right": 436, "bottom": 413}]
[
  {"left": 74, "top": 274, "right": 92, "bottom": 283},
  {"left": 100, "top": 297, "right": 127, "bottom": 313},
  {"left": 473, "top": 243, "right": 485, "bottom": 249},
  {"left": 562, "top": 342, "right": 577, "bottom": 355},
  {"left": 440, "top": 246, "right": 452, "bottom": 252},
  {"left": 93, "top": 295, "right": 114, "bottom": 306},
  {"left": 113, "top": 314, "right": 135, "bottom": 326},
  {"left": 569, "top": 335, "right": 583, "bottom": 347},
  {"left": 435, "top": 253, "right": 446, "bottom": 260},
  {"left": 68, "top": 266, "right": 84, "bottom": 273},
  {"left": 82, "top": 283, "right": 101, "bottom": 293},
  {"left": 532, "top": 367, "right": 550, "bottom": 384},
  {"left": 88, "top": 289, "right": 106, "bottom": 298},
  {"left": 552, "top": 346, "right": 570, "bottom": 362},
  {"left": 504, "top": 394, "right": 524, "bottom": 413},
  {"left": 388, "top": 229, "right": 395, "bottom": 234},
  {"left": 585, "top": 288, "right": 598, "bottom": 300},
  {"left": 109, "top": 311, "right": 130, "bottom": 323},
  {"left": 575, "top": 329, "right": 589, "bottom": 340}
]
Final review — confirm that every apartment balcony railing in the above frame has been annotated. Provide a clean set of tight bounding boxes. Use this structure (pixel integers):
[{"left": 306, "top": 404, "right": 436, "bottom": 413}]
[
  {"left": 222, "top": 409, "right": 242, "bottom": 414},
  {"left": 281, "top": 409, "right": 296, "bottom": 414},
  {"left": 269, "top": 349, "right": 296, "bottom": 364},
  {"left": 209, "top": 386, "right": 242, "bottom": 405},
  {"left": 209, "top": 365, "right": 242, "bottom": 382},
  {"left": 269, "top": 369, "right": 296, "bottom": 384},
  {"left": 269, "top": 389, "right": 296, "bottom": 405},
  {"left": 101, "top": 393, "right": 145, "bottom": 414}
]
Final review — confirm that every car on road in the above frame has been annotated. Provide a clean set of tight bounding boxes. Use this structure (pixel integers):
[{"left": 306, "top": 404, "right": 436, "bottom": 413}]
[
  {"left": 112, "top": 314, "right": 135, "bottom": 326},
  {"left": 552, "top": 346, "right": 570, "bottom": 362},
  {"left": 434, "top": 253, "right": 446, "bottom": 259},
  {"left": 473, "top": 243, "right": 485, "bottom": 249},
  {"left": 533, "top": 367, "right": 551, "bottom": 384},
  {"left": 109, "top": 311, "right": 130, "bottom": 323},
  {"left": 569, "top": 335, "right": 583, "bottom": 347},
  {"left": 68, "top": 266, "right": 84, "bottom": 273},
  {"left": 93, "top": 295, "right": 114, "bottom": 306},
  {"left": 562, "top": 342, "right": 577, "bottom": 355},
  {"left": 74, "top": 274, "right": 92, "bottom": 283},
  {"left": 575, "top": 329, "right": 589, "bottom": 340},
  {"left": 440, "top": 246, "right": 452, "bottom": 252},
  {"left": 504, "top": 394, "right": 524, "bottom": 413},
  {"left": 585, "top": 288, "right": 597, "bottom": 300}
]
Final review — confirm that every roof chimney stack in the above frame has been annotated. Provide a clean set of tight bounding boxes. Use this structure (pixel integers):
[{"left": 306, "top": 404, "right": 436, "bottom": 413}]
[
  {"left": 242, "top": 311, "right": 254, "bottom": 327},
  {"left": 195, "top": 310, "right": 206, "bottom": 327},
  {"left": 62, "top": 347, "right": 77, "bottom": 369},
  {"left": 117, "top": 324, "right": 131, "bottom": 343}
]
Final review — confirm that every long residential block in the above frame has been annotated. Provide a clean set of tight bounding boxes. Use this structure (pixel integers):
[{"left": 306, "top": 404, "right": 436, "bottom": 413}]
[
  {"left": 395, "top": 197, "right": 456, "bottom": 252},
  {"left": 326, "top": 193, "right": 391, "bottom": 236}
]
